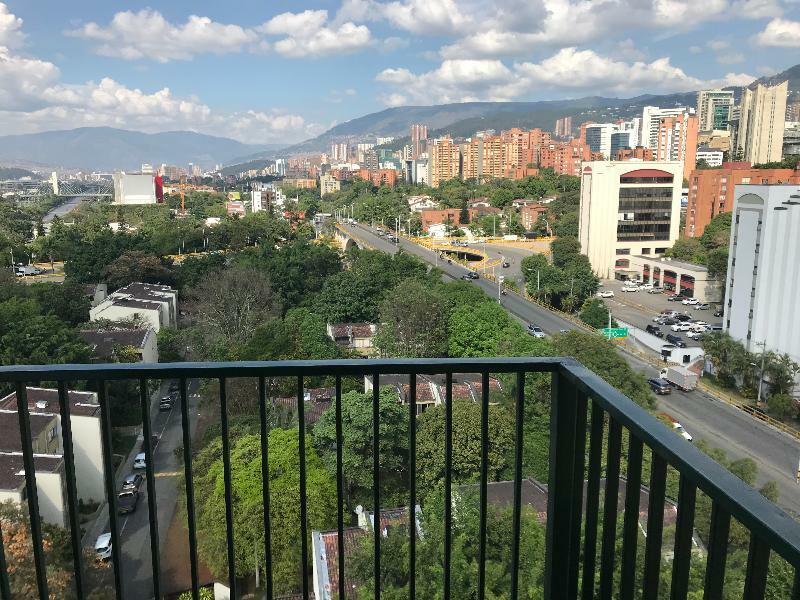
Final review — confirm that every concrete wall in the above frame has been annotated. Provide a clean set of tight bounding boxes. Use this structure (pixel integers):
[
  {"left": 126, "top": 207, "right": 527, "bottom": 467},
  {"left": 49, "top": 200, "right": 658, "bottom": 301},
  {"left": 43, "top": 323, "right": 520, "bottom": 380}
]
[
  {"left": 71, "top": 415, "right": 105, "bottom": 502},
  {"left": 36, "top": 470, "right": 66, "bottom": 526},
  {"left": 90, "top": 303, "right": 162, "bottom": 331},
  {"left": 141, "top": 328, "right": 159, "bottom": 363}
]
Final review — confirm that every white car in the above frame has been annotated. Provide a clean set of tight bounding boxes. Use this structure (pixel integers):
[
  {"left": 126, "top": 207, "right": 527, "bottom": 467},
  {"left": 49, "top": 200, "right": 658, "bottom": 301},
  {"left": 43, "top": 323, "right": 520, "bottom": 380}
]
[
  {"left": 682, "top": 298, "right": 700, "bottom": 305},
  {"left": 691, "top": 321, "right": 709, "bottom": 327},
  {"left": 639, "top": 283, "right": 654, "bottom": 290},
  {"left": 621, "top": 286, "right": 638, "bottom": 292},
  {"left": 686, "top": 331, "right": 704, "bottom": 340},
  {"left": 671, "top": 323, "right": 692, "bottom": 332},
  {"left": 94, "top": 533, "right": 112, "bottom": 561},
  {"left": 673, "top": 422, "right": 693, "bottom": 442},
  {"left": 133, "top": 452, "right": 147, "bottom": 469},
  {"left": 597, "top": 290, "right": 614, "bottom": 298}
]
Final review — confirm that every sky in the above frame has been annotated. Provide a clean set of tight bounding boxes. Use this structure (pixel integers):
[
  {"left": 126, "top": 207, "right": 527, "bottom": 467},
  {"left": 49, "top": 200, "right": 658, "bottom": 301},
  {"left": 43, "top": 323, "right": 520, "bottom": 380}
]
[{"left": 0, "top": 0, "right": 798, "bottom": 145}]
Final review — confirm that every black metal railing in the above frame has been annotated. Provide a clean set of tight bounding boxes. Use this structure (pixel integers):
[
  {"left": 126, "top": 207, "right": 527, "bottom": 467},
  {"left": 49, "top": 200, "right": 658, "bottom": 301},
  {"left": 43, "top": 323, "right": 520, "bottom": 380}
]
[{"left": 0, "top": 357, "right": 799, "bottom": 599}]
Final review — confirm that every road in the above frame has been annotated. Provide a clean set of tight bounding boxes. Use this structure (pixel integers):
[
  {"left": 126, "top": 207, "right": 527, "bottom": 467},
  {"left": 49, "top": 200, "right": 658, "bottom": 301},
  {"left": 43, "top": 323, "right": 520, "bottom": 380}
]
[
  {"left": 342, "top": 222, "right": 800, "bottom": 514},
  {"left": 44, "top": 196, "right": 83, "bottom": 222},
  {"left": 88, "top": 379, "right": 201, "bottom": 598}
]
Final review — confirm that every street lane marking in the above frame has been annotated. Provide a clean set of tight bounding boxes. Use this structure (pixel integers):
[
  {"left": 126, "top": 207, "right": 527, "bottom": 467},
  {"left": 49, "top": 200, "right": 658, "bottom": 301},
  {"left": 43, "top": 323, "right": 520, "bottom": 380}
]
[{"left": 155, "top": 471, "right": 181, "bottom": 478}]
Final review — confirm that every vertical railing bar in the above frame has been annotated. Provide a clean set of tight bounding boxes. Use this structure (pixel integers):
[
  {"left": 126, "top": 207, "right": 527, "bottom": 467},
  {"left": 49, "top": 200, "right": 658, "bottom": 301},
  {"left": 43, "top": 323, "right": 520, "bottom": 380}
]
[
  {"left": 57, "top": 381, "right": 85, "bottom": 598},
  {"left": 408, "top": 372, "right": 417, "bottom": 600},
  {"left": 179, "top": 376, "right": 200, "bottom": 600},
  {"left": 297, "top": 375, "right": 310, "bottom": 600},
  {"left": 642, "top": 453, "right": 667, "bottom": 600},
  {"left": 581, "top": 402, "right": 604, "bottom": 600},
  {"left": 670, "top": 475, "right": 697, "bottom": 599},
  {"left": 444, "top": 372, "right": 453, "bottom": 600},
  {"left": 335, "top": 375, "right": 345, "bottom": 600},
  {"left": 619, "top": 436, "right": 643, "bottom": 600},
  {"left": 372, "top": 373, "right": 381, "bottom": 600},
  {"left": 598, "top": 418, "right": 622, "bottom": 600},
  {"left": 97, "top": 380, "right": 123, "bottom": 599},
  {"left": 219, "top": 377, "right": 237, "bottom": 598},
  {"left": 258, "top": 376, "right": 273, "bottom": 600},
  {"left": 510, "top": 371, "right": 525, "bottom": 600},
  {"left": 139, "top": 378, "right": 161, "bottom": 600},
  {"left": 792, "top": 567, "right": 800, "bottom": 600},
  {"left": 702, "top": 501, "right": 731, "bottom": 600},
  {"left": 477, "top": 371, "right": 490, "bottom": 600},
  {"left": 15, "top": 383, "right": 49, "bottom": 600},
  {"left": 567, "top": 390, "right": 589, "bottom": 600},
  {"left": 742, "top": 534, "right": 770, "bottom": 599}
]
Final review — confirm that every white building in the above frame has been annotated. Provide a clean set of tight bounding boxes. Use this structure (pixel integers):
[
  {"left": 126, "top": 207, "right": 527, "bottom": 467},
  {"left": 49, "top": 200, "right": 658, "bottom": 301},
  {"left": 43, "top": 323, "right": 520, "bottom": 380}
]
[
  {"left": 0, "top": 452, "right": 66, "bottom": 526},
  {"left": 79, "top": 328, "right": 159, "bottom": 363},
  {"left": 734, "top": 81, "right": 788, "bottom": 165},
  {"left": 578, "top": 161, "right": 683, "bottom": 279},
  {"left": 319, "top": 173, "right": 341, "bottom": 196},
  {"left": 112, "top": 172, "right": 156, "bottom": 205},
  {"left": 696, "top": 89, "right": 734, "bottom": 131},
  {"left": 584, "top": 123, "right": 616, "bottom": 158},
  {"left": 90, "top": 282, "right": 178, "bottom": 332},
  {"left": 641, "top": 106, "right": 692, "bottom": 149},
  {"left": 695, "top": 146, "right": 724, "bottom": 167},
  {"left": 725, "top": 185, "right": 800, "bottom": 367}
]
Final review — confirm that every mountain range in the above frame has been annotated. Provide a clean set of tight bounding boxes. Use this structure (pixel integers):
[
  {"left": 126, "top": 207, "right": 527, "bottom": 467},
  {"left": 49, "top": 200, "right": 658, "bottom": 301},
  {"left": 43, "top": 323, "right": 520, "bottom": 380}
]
[
  {"left": 0, "top": 63, "right": 797, "bottom": 175},
  {"left": 0, "top": 127, "right": 282, "bottom": 172}
]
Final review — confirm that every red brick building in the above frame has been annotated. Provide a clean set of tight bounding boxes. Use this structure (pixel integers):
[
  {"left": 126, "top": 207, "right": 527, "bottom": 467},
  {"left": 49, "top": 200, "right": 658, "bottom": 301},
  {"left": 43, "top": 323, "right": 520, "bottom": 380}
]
[
  {"left": 420, "top": 207, "right": 500, "bottom": 232},
  {"left": 616, "top": 146, "right": 654, "bottom": 161},
  {"left": 539, "top": 139, "right": 592, "bottom": 176},
  {"left": 519, "top": 204, "right": 548, "bottom": 229}
]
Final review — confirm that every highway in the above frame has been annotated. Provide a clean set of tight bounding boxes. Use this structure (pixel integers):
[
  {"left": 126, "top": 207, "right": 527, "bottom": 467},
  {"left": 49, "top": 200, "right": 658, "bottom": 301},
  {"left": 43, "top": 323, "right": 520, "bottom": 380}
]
[
  {"left": 341, "top": 221, "right": 800, "bottom": 514},
  {"left": 44, "top": 196, "right": 83, "bottom": 222}
]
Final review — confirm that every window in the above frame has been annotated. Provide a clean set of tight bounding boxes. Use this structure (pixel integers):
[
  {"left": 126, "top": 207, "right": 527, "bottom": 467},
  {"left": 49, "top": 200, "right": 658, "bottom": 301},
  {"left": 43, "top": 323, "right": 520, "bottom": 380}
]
[
  {"left": 616, "top": 248, "right": 631, "bottom": 255},
  {"left": 47, "top": 427, "right": 57, "bottom": 442},
  {"left": 641, "top": 248, "right": 651, "bottom": 254},
  {"left": 655, "top": 247, "right": 668, "bottom": 254}
]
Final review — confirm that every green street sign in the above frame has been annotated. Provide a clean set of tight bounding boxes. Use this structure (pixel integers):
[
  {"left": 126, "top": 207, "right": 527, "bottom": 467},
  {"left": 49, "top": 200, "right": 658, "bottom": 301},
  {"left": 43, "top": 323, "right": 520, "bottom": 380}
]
[{"left": 601, "top": 327, "right": 628, "bottom": 339}]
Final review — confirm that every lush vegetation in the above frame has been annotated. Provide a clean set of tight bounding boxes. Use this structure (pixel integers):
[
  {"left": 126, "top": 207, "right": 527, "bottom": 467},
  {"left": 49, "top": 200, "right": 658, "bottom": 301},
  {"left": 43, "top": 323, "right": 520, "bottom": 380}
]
[{"left": 665, "top": 212, "right": 732, "bottom": 279}]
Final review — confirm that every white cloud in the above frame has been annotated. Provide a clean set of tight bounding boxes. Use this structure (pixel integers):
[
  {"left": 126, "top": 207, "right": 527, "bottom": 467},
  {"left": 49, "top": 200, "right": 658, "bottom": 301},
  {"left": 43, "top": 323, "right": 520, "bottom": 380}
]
[
  {"left": 259, "top": 9, "right": 372, "bottom": 58},
  {"left": 707, "top": 39, "right": 730, "bottom": 51},
  {"left": 754, "top": 18, "right": 800, "bottom": 47},
  {"left": 381, "top": 0, "right": 472, "bottom": 34},
  {"left": 376, "top": 47, "right": 755, "bottom": 106},
  {"left": 0, "top": 3, "right": 24, "bottom": 48},
  {"left": 67, "top": 9, "right": 258, "bottom": 62},
  {"left": 379, "top": 93, "right": 409, "bottom": 107},
  {"left": 717, "top": 52, "right": 745, "bottom": 64}
]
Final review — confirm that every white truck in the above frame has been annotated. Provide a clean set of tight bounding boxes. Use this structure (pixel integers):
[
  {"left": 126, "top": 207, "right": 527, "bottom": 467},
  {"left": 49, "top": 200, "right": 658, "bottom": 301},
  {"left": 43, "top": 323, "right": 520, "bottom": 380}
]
[
  {"left": 660, "top": 366, "right": 698, "bottom": 392},
  {"left": 14, "top": 265, "right": 42, "bottom": 277}
]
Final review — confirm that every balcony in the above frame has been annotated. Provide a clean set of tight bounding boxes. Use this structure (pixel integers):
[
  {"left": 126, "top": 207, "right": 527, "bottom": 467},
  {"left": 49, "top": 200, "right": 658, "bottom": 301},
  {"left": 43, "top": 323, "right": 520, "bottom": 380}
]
[{"left": 1, "top": 357, "right": 799, "bottom": 599}]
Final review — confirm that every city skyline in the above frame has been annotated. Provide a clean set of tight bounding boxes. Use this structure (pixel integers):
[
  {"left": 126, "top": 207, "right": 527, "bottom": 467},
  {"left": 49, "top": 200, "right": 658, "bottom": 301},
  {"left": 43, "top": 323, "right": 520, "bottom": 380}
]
[{"left": 0, "top": 1, "right": 798, "bottom": 144}]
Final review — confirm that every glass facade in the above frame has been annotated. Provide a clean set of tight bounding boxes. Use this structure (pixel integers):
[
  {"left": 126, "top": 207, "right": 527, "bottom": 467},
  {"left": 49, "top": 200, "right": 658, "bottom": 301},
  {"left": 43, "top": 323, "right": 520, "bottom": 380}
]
[{"left": 617, "top": 186, "right": 672, "bottom": 241}]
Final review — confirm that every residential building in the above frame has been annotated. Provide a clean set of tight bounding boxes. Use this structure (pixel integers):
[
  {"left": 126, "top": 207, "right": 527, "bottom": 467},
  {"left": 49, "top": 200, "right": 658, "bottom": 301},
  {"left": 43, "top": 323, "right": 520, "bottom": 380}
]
[
  {"left": 363, "top": 149, "right": 379, "bottom": 171},
  {"left": 578, "top": 161, "right": 683, "bottom": 279},
  {"left": 584, "top": 123, "right": 616, "bottom": 158},
  {"left": 419, "top": 206, "right": 499, "bottom": 232},
  {"left": 274, "top": 158, "right": 287, "bottom": 176},
  {"left": 0, "top": 387, "right": 104, "bottom": 505},
  {"left": 616, "top": 146, "right": 654, "bottom": 161},
  {"left": 733, "top": 81, "right": 788, "bottom": 165},
  {"left": 319, "top": 173, "right": 341, "bottom": 196},
  {"left": 785, "top": 123, "right": 800, "bottom": 157},
  {"left": 462, "top": 135, "right": 504, "bottom": 181},
  {"left": 357, "top": 168, "right": 399, "bottom": 187},
  {"left": 410, "top": 124, "right": 428, "bottom": 159},
  {"left": 159, "top": 164, "right": 184, "bottom": 181},
  {"left": 79, "top": 328, "right": 159, "bottom": 363},
  {"left": 554, "top": 116, "right": 573, "bottom": 138},
  {"left": 0, "top": 451, "right": 65, "bottom": 526},
  {"left": 140, "top": 163, "right": 154, "bottom": 175},
  {"left": 280, "top": 178, "right": 317, "bottom": 189},
  {"left": 89, "top": 282, "right": 178, "bottom": 332},
  {"left": 695, "top": 146, "right": 724, "bottom": 167},
  {"left": 698, "top": 129, "right": 732, "bottom": 153},
  {"left": 520, "top": 204, "right": 548, "bottom": 229},
  {"left": 355, "top": 143, "right": 374, "bottom": 164},
  {"left": 330, "top": 143, "right": 348, "bottom": 162},
  {"left": 505, "top": 166, "right": 540, "bottom": 180},
  {"left": 227, "top": 201, "right": 246, "bottom": 217},
  {"left": 429, "top": 138, "right": 461, "bottom": 187},
  {"left": 112, "top": 173, "right": 156, "bottom": 205},
  {"left": 725, "top": 184, "right": 800, "bottom": 368},
  {"left": 326, "top": 323, "right": 377, "bottom": 353},
  {"left": 684, "top": 162, "right": 800, "bottom": 237},
  {"left": 697, "top": 89, "right": 734, "bottom": 131},
  {"left": 641, "top": 106, "right": 691, "bottom": 149},
  {"left": 406, "top": 195, "right": 436, "bottom": 212},
  {"left": 655, "top": 114, "right": 699, "bottom": 181},
  {"left": 376, "top": 136, "right": 394, "bottom": 146},
  {"left": 610, "top": 131, "right": 633, "bottom": 158},
  {"left": 787, "top": 101, "right": 800, "bottom": 122},
  {"left": 539, "top": 139, "right": 592, "bottom": 176}
]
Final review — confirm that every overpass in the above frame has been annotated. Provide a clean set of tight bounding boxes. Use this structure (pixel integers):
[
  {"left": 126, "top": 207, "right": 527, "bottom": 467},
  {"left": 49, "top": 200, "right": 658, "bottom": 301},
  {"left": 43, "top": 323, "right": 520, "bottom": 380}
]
[{"left": 333, "top": 224, "right": 368, "bottom": 251}]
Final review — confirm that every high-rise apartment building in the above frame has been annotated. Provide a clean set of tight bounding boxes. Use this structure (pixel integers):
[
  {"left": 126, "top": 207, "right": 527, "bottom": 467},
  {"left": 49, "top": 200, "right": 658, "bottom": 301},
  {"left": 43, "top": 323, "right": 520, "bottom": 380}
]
[
  {"left": 733, "top": 81, "right": 788, "bottom": 165},
  {"left": 584, "top": 123, "right": 616, "bottom": 158},
  {"left": 725, "top": 184, "right": 800, "bottom": 363},
  {"left": 554, "top": 116, "right": 573, "bottom": 138},
  {"left": 364, "top": 149, "right": 379, "bottom": 172},
  {"left": 578, "top": 161, "right": 683, "bottom": 278},
  {"left": 696, "top": 89, "right": 734, "bottom": 131},
  {"left": 319, "top": 173, "right": 341, "bottom": 196},
  {"left": 429, "top": 138, "right": 461, "bottom": 187},
  {"left": 463, "top": 136, "right": 504, "bottom": 181},
  {"left": 787, "top": 101, "right": 800, "bottom": 122},
  {"left": 539, "top": 139, "right": 591, "bottom": 177},
  {"left": 610, "top": 132, "right": 633, "bottom": 158},
  {"left": 410, "top": 124, "right": 428, "bottom": 159},
  {"left": 641, "top": 106, "right": 691, "bottom": 149},
  {"left": 655, "top": 114, "right": 698, "bottom": 180},
  {"left": 330, "top": 143, "right": 348, "bottom": 162},
  {"left": 684, "top": 162, "right": 800, "bottom": 237}
]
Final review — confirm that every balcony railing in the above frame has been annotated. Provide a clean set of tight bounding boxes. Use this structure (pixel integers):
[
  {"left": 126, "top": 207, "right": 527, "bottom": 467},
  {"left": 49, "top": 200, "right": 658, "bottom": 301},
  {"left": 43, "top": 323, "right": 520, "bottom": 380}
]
[{"left": 1, "top": 357, "right": 800, "bottom": 599}]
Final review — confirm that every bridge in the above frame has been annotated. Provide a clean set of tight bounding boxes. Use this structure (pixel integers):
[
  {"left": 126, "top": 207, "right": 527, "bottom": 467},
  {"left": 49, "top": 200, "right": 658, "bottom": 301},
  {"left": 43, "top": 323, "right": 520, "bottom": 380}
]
[
  {"left": 1, "top": 173, "right": 113, "bottom": 201},
  {"left": 333, "top": 224, "right": 367, "bottom": 251}
]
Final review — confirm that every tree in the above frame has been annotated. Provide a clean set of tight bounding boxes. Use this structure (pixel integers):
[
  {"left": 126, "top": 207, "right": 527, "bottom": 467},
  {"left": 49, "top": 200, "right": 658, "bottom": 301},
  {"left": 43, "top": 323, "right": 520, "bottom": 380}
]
[
  {"left": 0, "top": 315, "right": 90, "bottom": 366},
  {"left": 768, "top": 393, "right": 792, "bottom": 419},
  {"left": 185, "top": 265, "right": 280, "bottom": 350},
  {"left": 374, "top": 280, "right": 449, "bottom": 358},
  {"left": 448, "top": 301, "right": 515, "bottom": 358},
  {"left": 28, "top": 281, "right": 90, "bottom": 326},
  {"left": 193, "top": 429, "right": 336, "bottom": 595},
  {"left": 283, "top": 308, "right": 341, "bottom": 360},
  {"left": 415, "top": 400, "right": 514, "bottom": 495},
  {"left": 579, "top": 297, "right": 616, "bottom": 329},
  {"left": 313, "top": 388, "right": 409, "bottom": 507},
  {"left": 550, "top": 236, "right": 582, "bottom": 268}
]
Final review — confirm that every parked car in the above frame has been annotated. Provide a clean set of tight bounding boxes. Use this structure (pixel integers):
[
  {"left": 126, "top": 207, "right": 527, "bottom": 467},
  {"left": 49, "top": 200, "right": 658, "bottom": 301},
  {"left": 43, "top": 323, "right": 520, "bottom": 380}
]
[
  {"left": 682, "top": 298, "right": 700, "bottom": 305},
  {"left": 597, "top": 290, "right": 614, "bottom": 298},
  {"left": 696, "top": 303, "right": 710, "bottom": 310},
  {"left": 117, "top": 490, "right": 139, "bottom": 515},
  {"left": 659, "top": 317, "right": 677, "bottom": 326},
  {"left": 645, "top": 325, "right": 664, "bottom": 337},
  {"left": 674, "top": 314, "right": 693, "bottom": 322},
  {"left": 709, "top": 324, "right": 723, "bottom": 331},
  {"left": 159, "top": 396, "right": 174, "bottom": 411},
  {"left": 133, "top": 452, "right": 147, "bottom": 469},
  {"left": 686, "top": 331, "right": 704, "bottom": 341},
  {"left": 667, "top": 294, "right": 684, "bottom": 302},
  {"left": 647, "top": 287, "right": 663, "bottom": 294},
  {"left": 527, "top": 324, "right": 546, "bottom": 339},
  {"left": 713, "top": 308, "right": 724, "bottom": 317},
  {"left": 623, "top": 280, "right": 639, "bottom": 287},
  {"left": 671, "top": 323, "right": 692, "bottom": 332},
  {"left": 665, "top": 334, "right": 687, "bottom": 348},
  {"left": 122, "top": 473, "right": 143, "bottom": 492},
  {"left": 639, "top": 283, "right": 653, "bottom": 290},
  {"left": 501, "top": 261, "right": 510, "bottom": 268},
  {"left": 621, "top": 286, "right": 638, "bottom": 292},
  {"left": 94, "top": 533, "right": 113, "bottom": 561},
  {"left": 648, "top": 378, "right": 672, "bottom": 395}
]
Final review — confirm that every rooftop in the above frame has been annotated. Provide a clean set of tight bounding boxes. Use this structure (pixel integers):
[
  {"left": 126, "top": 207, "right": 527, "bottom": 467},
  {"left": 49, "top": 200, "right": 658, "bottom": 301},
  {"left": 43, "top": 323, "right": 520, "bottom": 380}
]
[
  {"left": 0, "top": 410, "right": 56, "bottom": 452},
  {"left": 0, "top": 386, "right": 100, "bottom": 418},
  {"left": 0, "top": 452, "right": 63, "bottom": 491},
  {"left": 79, "top": 328, "right": 152, "bottom": 359}
]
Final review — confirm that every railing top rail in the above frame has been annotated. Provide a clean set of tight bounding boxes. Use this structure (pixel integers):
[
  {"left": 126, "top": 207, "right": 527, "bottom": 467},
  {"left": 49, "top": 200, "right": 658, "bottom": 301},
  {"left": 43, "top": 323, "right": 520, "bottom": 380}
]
[
  {"left": 558, "top": 359, "right": 800, "bottom": 566},
  {"left": 0, "top": 357, "right": 563, "bottom": 381}
]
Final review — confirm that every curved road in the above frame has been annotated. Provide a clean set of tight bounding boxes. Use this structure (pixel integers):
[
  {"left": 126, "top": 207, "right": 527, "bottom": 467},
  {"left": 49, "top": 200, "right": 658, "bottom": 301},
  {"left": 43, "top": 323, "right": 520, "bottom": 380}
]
[
  {"left": 342, "top": 221, "right": 800, "bottom": 515},
  {"left": 44, "top": 196, "right": 83, "bottom": 222}
]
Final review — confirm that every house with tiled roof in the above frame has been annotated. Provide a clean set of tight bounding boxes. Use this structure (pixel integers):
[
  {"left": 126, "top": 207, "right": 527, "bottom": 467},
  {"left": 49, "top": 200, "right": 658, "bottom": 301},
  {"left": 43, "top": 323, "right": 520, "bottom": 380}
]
[{"left": 326, "top": 323, "right": 377, "bottom": 353}]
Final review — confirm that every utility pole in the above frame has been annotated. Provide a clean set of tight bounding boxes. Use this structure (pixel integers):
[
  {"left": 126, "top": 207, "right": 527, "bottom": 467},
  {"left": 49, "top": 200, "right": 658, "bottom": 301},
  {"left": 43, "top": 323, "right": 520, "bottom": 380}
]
[{"left": 756, "top": 340, "right": 767, "bottom": 407}]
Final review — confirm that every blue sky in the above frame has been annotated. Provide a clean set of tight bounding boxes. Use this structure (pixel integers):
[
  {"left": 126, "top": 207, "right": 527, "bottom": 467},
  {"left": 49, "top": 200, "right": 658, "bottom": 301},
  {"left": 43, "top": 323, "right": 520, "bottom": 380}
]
[{"left": 0, "top": 0, "right": 798, "bottom": 144}]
